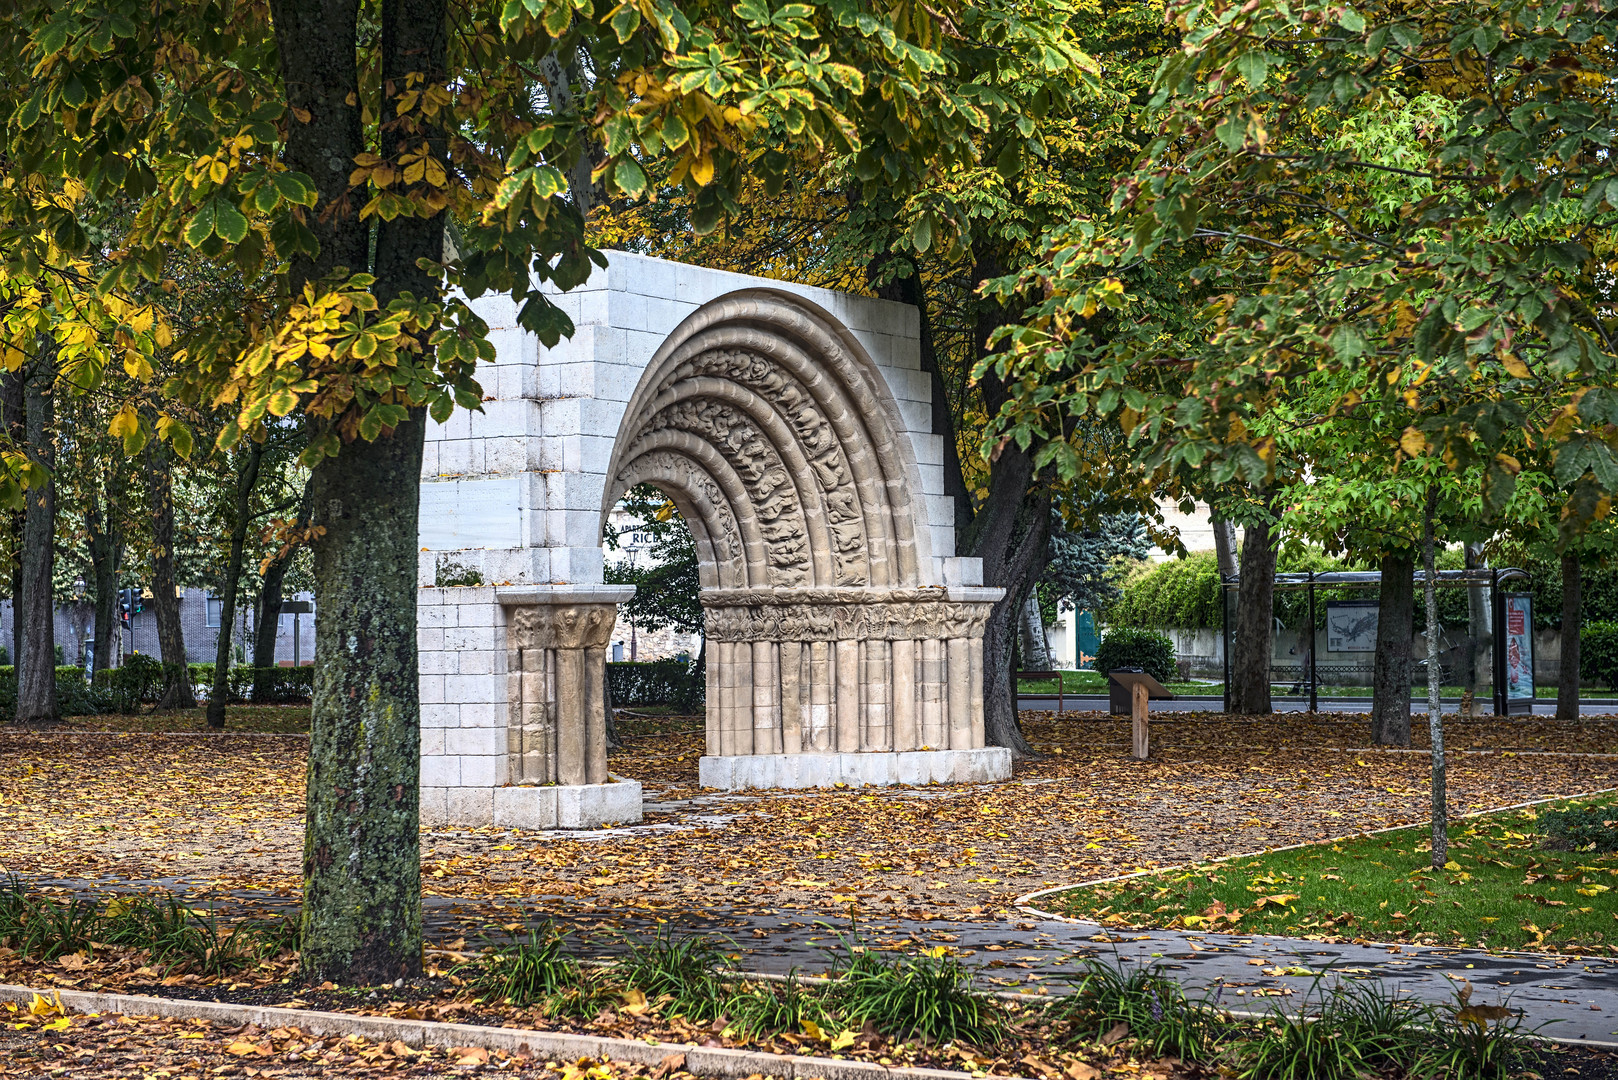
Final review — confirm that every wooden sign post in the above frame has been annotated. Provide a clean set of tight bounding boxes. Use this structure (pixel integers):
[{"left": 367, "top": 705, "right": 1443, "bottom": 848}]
[{"left": 1107, "top": 669, "right": 1174, "bottom": 760}]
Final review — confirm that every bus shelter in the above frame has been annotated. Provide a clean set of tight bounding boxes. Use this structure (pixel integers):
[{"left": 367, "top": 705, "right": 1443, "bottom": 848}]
[{"left": 1219, "top": 568, "right": 1535, "bottom": 715}]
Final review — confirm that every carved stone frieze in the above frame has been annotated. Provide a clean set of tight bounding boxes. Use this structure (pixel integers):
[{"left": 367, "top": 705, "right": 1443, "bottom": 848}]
[
  {"left": 703, "top": 598, "right": 995, "bottom": 643},
  {"left": 508, "top": 603, "right": 621, "bottom": 650}
]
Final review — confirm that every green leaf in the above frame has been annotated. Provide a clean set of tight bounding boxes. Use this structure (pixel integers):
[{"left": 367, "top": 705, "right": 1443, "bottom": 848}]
[
  {"left": 184, "top": 201, "right": 217, "bottom": 248},
  {"left": 661, "top": 113, "right": 689, "bottom": 150},
  {"left": 213, "top": 199, "right": 250, "bottom": 243},
  {"left": 35, "top": 20, "right": 70, "bottom": 58},
  {"left": 610, "top": 3, "right": 641, "bottom": 43},
  {"left": 613, "top": 156, "right": 648, "bottom": 198},
  {"left": 910, "top": 214, "right": 932, "bottom": 253},
  {"left": 1237, "top": 51, "right": 1270, "bottom": 89}
]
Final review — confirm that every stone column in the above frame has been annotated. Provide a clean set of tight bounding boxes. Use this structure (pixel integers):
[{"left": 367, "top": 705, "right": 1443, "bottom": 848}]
[
  {"left": 891, "top": 638, "right": 917, "bottom": 751},
  {"left": 501, "top": 587, "right": 632, "bottom": 787}
]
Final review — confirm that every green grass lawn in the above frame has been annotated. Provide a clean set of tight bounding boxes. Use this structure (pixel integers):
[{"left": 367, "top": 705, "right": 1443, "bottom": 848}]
[{"left": 1045, "top": 793, "right": 1618, "bottom": 954}]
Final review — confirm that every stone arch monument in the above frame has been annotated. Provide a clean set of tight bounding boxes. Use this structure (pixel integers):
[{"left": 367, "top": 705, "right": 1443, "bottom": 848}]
[{"left": 418, "top": 254, "right": 1009, "bottom": 829}]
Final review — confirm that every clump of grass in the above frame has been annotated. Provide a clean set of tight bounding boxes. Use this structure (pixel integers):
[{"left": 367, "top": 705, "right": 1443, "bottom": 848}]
[
  {"left": 1415, "top": 982, "right": 1544, "bottom": 1079},
  {"left": 616, "top": 925, "right": 733, "bottom": 1022},
  {"left": 10, "top": 895, "right": 104, "bottom": 961},
  {"left": 1046, "top": 956, "right": 1221, "bottom": 1062},
  {"left": 830, "top": 947, "right": 1004, "bottom": 1046},
  {"left": 1232, "top": 974, "right": 1425, "bottom": 1080},
  {"left": 724, "top": 973, "right": 833, "bottom": 1039},
  {"left": 464, "top": 925, "right": 581, "bottom": 1005}
]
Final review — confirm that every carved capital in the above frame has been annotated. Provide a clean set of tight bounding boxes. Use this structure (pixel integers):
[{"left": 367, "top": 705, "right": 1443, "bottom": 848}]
[
  {"left": 703, "top": 597, "right": 995, "bottom": 643},
  {"left": 508, "top": 603, "right": 621, "bottom": 650}
]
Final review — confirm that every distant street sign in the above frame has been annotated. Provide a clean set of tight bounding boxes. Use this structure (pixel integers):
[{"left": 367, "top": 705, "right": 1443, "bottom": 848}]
[{"left": 282, "top": 600, "right": 313, "bottom": 614}]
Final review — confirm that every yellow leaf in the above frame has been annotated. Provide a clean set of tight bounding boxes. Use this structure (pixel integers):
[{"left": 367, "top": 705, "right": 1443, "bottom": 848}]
[
  {"left": 209, "top": 159, "right": 229, "bottom": 184},
  {"left": 1443, "top": 860, "right": 1462, "bottom": 871},
  {"left": 620, "top": 988, "right": 650, "bottom": 1016},
  {"left": 801, "top": 1019, "right": 823, "bottom": 1041},
  {"left": 1501, "top": 353, "right": 1531, "bottom": 378},
  {"left": 42, "top": 1017, "right": 70, "bottom": 1031},
  {"left": 28, "top": 994, "right": 62, "bottom": 1018},
  {"left": 108, "top": 404, "right": 139, "bottom": 439},
  {"left": 424, "top": 158, "right": 447, "bottom": 187},
  {"left": 1399, "top": 427, "right": 1427, "bottom": 457},
  {"left": 403, "top": 160, "right": 426, "bottom": 185},
  {"left": 829, "top": 1029, "right": 856, "bottom": 1051},
  {"left": 688, "top": 152, "right": 714, "bottom": 187}
]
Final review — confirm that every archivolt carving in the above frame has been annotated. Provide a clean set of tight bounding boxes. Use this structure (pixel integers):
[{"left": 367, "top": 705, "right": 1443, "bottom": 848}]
[{"left": 703, "top": 599, "right": 995, "bottom": 643}]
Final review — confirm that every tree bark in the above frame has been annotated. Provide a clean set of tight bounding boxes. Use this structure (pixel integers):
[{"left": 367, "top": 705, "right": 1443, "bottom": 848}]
[
  {"left": 144, "top": 443, "right": 195, "bottom": 709},
  {"left": 1462, "top": 540, "right": 1488, "bottom": 717},
  {"left": 274, "top": 0, "right": 444, "bottom": 984},
  {"left": 1228, "top": 518, "right": 1277, "bottom": 714},
  {"left": 1211, "top": 516, "right": 1238, "bottom": 579},
  {"left": 87, "top": 486, "right": 122, "bottom": 675},
  {"left": 208, "top": 442, "right": 265, "bottom": 728},
  {"left": 1019, "top": 593, "right": 1053, "bottom": 670},
  {"left": 1371, "top": 549, "right": 1415, "bottom": 746},
  {"left": 302, "top": 414, "right": 425, "bottom": 985},
  {"left": 1557, "top": 550, "right": 1581, "bottom": 722},
  {"left": 15, "top": 358, "right": 57, "bottom": 726},
  {"left": 254, "top": 478, "right": 314, "bottom": 692},
  {"left": 962, "top": 247, "right": 1047, "bottom": 757},
  {"left": 1422, "top": 487, "right": 1446, "bottom": 869}
]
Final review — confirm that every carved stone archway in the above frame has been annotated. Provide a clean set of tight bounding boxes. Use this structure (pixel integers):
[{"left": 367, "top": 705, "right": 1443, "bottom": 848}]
[{"left": 602, "top": 291, "right": 1010, "bottom": 788}]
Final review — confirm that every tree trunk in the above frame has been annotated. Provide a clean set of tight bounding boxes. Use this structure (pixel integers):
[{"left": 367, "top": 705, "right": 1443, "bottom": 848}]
[
  {"left": 144, "top": 444, "right": 195, "bottom": 709},
  {"left": 2, "top": 366, "right": 23, "bottom": 671},
  {"left": 274, "top": 0, "right": 446, "bottom": 984},
  {"left": 87, "top": 488, "right": 122, "bottom": 675},
  {"left": 302, "top": 416, "right": 426, "bottom": 985},
  {"left": 1019, "top": 593, "right": 1053, "bottom": 670},
  {"left": 1422, "top": 487, "right": 1446, "bottom": 869},
  {"left": 1557, "top": 550, "right": 1581, "bottom": 722},
  {"left": 963, "top": 247, "right": 1048, "bottom": 757},
  {"left": 1228, "top": 518, "right": 1277, "bottom": 714},
  {"left": 1211, "top": 516, "right": 1238, "bottom": 579},
  {"left": 208, "top": 442, "right": 265, "bottom": 728},
  {"left": 254, "top": 560, "right": 286, "bottom": 672},
  {"left": 1371, "top": 549, "right": 1415, "bottom": 745},
  {"left": 15, "top": 359, "right": 57, "bottom": 726}
]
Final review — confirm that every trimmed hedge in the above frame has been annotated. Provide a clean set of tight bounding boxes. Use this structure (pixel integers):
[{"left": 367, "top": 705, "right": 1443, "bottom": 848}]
[
  {"left": 188, "top": 664, "right": 314, "bottom": 704},
  {"left": 1093, "top": 628, "right": 1177, "bottom": 684},
  {"left": 0, "top": 654, "right": 162, "bottom": 717},
  {"left": 607, "top": 658, "right": 705, "bottom": 711},
  {"left": 1539, "top": 804, "right": 1618, "bottom": 852},
  {"left": 1581, "top": 621, "right": 1618, "bottom": 691}
]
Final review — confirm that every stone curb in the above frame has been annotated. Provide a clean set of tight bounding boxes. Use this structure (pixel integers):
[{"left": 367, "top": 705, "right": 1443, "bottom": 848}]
[{"left": 0, "top": 984, "right": 994, "bottom": 1080}]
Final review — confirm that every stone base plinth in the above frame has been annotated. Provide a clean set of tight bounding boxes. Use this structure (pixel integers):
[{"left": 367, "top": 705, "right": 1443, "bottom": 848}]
[
  {"left": 490, "top": 777, "right": 643, "bottom": 830},
  {"left": 699, "top": 749, "right": 1011, "bottom": 791}
]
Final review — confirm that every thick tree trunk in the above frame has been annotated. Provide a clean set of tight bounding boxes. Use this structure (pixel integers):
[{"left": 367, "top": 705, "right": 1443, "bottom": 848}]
[
  {"left": 1371, "top": 549, "right": 1415, "bottom": 746},
  {"left": 145, "top": 444, "right": 195, "bottom": 709},
  {"left": 275, "top": 0, "right": 445, "bottom": 984},
  {"left": 208, "top": 442, "right": 265, "bottom": 728},
  {"left": 963, "top": 247, "right": 1048, "bottom": 757},
  {"left": 1228, "top": 519, "right": 1276, "bottom": 714},
  {"left": 1422, "top": 488, "right": 1446, "bottom": 869},
  {"left": 1211, "top": 516, "right": 1238, "bottom": 579},
  {"left": 302, "top": 416, "right": 426, "bottom": 985},
  {"left": 15, "top": 360, "right": 57, "bottom": 726},
  {"left": 1558, "top": 550, "right": 1581, "bottom": 722},
  {"left": 87, "top": 489, "right": 122, "bottom": 675},
  {"left": 254, "top": 561, "right": 286, "bottom": 673}
]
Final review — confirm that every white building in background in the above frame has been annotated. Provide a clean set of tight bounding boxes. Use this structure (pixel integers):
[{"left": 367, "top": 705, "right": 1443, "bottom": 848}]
[
  {"left": 601, "top": 506, "right": 703, "bottom": 663},
  {"left": 1150, "top": 498, "right": 1217, "bottom": 561}
]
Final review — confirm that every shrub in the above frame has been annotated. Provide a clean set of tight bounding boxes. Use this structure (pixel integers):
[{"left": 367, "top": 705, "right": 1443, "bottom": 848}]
[
  {"left": 607, "top": 658, "right": 704, "bottom": 711},
  {"left": 1047, "top": 957, "right": 1220, "bottom": 1062},
  {"left": 616, "top": 926, "right": 732, "bottom": 1021},
  {"left": 465, "top": 925, "right": 582, "bottom": 1005},
  {"left": 1581, "top": 621, "right": 1618, "bottom": 690},
  {"left": 1106, "top": 552, "right": 1222, "bottom": 630},
  {"left": 1232, "top": 977, "right": 1426, "bottom": 1080},
  {"left": 188, "top": 664, "right": 313, "bottom": 703},
  {"left": 830, "top": 947, "right": 1005, "bottom": 1046},
  {"left": 724, "top": 973, "right": 833, "bottom": 1039},
  {"left": 1538, "top": 805, "right": 1618, "bottom": 852},
  {"left": 1094, "top": 628, "right": 1177, "bottom": 683}
]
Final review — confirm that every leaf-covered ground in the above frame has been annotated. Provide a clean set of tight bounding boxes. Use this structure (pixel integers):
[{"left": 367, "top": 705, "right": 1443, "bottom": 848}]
[
  {"left": 2, "top": 711, "right": 1614, "bottom": 922},
  {"left": 1046, "top": 793, "right": 1618, "bottom": 953}
]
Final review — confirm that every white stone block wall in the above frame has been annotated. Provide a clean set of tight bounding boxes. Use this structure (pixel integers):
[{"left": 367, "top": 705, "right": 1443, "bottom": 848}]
[{"left": 418, "top": 586, "right": 509, "bottom": 827}]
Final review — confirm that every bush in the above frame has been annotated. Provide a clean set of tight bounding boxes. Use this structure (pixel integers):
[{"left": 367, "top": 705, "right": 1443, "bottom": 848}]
[
  {"left": 1538, "top": 805, "right": 1618, "bottom": 852},
  {"left": 1094, "top": 628, "right": 1177, "bottom": 683},
  {"left": 724, "top": 973, "right": 832, "bottom": 1039},
  {"left": 1581, "top": 621, "right": 1618, "bottom": 690},
  {"left": 831, "top": 947, "right": 1005, "bottom": 1046},
  {"left": 1047, "top": 957, "right": 1220, "bottom": 1062},
  {"left": 617, "top": 926, "right": 732, "bottom": 1021},
  {"left": 464, "top": 925, "right": 582, "bottom": 1006},
  {"left": 607, "top": 658, "right": 704, "bottom": 711},
  {"left": 188, "top": 664, "right": 313, "bottom": 703}
]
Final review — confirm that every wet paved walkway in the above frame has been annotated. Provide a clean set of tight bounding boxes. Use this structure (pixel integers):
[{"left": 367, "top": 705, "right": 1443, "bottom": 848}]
[{"left": 26, "top": 872, "right": 1618, "bottom": 1045}]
